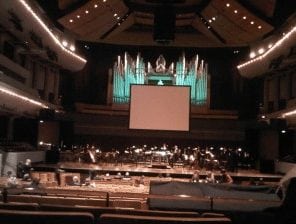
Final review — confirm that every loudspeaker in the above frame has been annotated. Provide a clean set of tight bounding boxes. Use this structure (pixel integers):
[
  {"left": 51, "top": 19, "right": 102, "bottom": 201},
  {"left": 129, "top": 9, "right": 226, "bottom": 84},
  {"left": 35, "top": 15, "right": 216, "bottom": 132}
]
[{"left": 153, "top": 6, "right": 175, "bottom": 43}]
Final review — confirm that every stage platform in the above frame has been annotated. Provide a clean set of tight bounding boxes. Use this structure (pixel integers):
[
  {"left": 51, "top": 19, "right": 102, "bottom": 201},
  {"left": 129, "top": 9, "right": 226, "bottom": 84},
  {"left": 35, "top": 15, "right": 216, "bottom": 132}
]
[{"left": 32, "top": 162, "right": 283, "bottom": 183}]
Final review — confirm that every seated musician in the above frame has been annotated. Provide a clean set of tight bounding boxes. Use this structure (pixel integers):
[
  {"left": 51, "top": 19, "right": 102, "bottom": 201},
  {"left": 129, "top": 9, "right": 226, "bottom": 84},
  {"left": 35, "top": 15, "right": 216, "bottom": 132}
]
[
  {"left": 191, "top": 170, "right": 200, "bottom": 183},
  {"left": 219, "top": 169, "right": 233, "bottom": 184}
]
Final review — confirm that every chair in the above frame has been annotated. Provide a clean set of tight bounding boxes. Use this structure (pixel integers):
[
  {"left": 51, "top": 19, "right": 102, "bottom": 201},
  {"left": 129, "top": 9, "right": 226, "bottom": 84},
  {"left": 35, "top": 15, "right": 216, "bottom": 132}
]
[
  {"left": 0, "top": 209, "right": 94, "bottom": 224},
  {"left": 99, "top": 213, "right": 231, "bottom": 224}
]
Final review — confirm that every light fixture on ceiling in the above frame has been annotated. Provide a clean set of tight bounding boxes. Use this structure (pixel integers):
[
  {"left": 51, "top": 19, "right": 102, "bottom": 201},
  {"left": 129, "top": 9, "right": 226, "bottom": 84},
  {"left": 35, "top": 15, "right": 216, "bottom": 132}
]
[
  {"left": 226, "top": 3, "right": 230, "bottom": 7},
  {"left": 69, "top": 19, "right": 73, "bottom": 23},
  {"left": 212, "top": 17, "right": 216, "bottom": 21},
  {"left": 268, "top": 43, "right": 273, "bottom": 48},
  {"left": 258, "top": 48, "right": 265, "bottom": 54},
  {"left": 114, "top": 13, "right": 118, "bottom": 17},
  {"left": 62, "top": 40, "right": 68, "bottom": 47},
  {"left": 243, "top": 16, "right": 246, "bottom": 20},
  {"left": 85, "top": 10, "right": 89, "bottom": 14},
  {"left": 249, "top": 52, "right": 256, "bottom": 58},
  {"left": 258, "top": 25, "right": 262, "bottom": 29},
  {"left": 70, "top": 45, "right": 75, "bottom": 51},
  {"left": 209, "top": 19, "right": 212, "bottom": 23},
  {"left": 234, "top": 10, "right": 238, "bottom": 14},
  {"left": 77, "top": 15, "right": 80, "bottom": 18},
  {"left": 250, "top": 21, "right": 254, "bottom": 25},
  {"left": 94, "top": 4, "right": 98, "bottom": 8}
]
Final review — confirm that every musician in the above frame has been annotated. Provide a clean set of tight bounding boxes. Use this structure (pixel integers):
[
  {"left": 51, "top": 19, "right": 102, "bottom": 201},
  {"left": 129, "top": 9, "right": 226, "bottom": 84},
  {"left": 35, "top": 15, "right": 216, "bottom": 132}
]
[
  {"left": 219, "top": 169, "right": 233, "bottom": 184},
  {"left": 191, "top": 170, "right": 200, "bottom": 183},
  {"left": 206, "top": 168, "right": 215, "bottom": 183}
]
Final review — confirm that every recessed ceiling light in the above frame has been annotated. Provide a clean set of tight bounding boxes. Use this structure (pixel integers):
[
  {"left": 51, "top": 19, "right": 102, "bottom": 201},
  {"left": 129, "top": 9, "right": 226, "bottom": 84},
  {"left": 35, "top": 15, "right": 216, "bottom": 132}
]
[
  {"left": 212, "top": 17, "right": 216, "bottom": 21},
  {"left": 258, "top": 48, "right": 265, "bottom": 54},
  {"left": 234, "top": 10, "right": 238, "bottom": 13},
  {"left": 258, "top": 25, "right": 262, "bottom": 29},
  {"left": 94, "top": 4, "right": 98, "bottom": 8},
  {"left": 117, "top": 16, "right": 120, "bottom": 20},
  {"left": 249, "top": 52, "right": 256, "bottom": 58},
  {"left": 114, "top": 13, "right": 118, "bottom": 17},
  {"left": 243, "top": 16, "right": 246, "bottom": 20},
  {"left": 77, "top": 15, "right": 80, "bottom": 18},
  {"left": 209, "top": 19, "right": 212, "bottom": 23},
  {"left": 85, "top": 10, "right": 89, "bottom": 14},
  {"left": 62, "top": 40, "right": 68, "bottom": 47},
  {"left": 70, "top": 45, "right": 75, "bottom": 51},
  {"left": 69, "top": 19, "right": 73, "bottom": 23},
  {"left": 103, "top": 0, "right": 106, "bottom": 2},
  {"left": 250, "top": 21, "right": 254, "bottom": 25},
  {"left": 226, "top": 3, "right": 230, "bottom": 7},
  {"left": 207, "top": 26, "right": 210, "bottom": 29}
]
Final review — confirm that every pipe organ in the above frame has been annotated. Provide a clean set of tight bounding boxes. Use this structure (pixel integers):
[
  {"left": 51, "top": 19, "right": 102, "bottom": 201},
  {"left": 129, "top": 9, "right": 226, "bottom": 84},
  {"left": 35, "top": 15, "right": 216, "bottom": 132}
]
[{"left": 112, "top": 52, "right": 208, "bottom": 105}]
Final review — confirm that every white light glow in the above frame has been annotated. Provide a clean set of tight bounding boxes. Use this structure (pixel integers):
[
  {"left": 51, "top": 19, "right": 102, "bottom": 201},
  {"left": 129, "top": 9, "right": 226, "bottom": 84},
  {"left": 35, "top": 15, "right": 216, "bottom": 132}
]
[
  {"left": 114, "top": 13, "right": 118, "bottom": 17},
  {"left": 62, "top": 40, "right": 68, "bottom": 47},
  {"left": 77, "top": 15, "right": 80, "bottom": 18},
  {"left": 69, "top": 19, "right": 73, "bottom": 23},
  {"left": 234, "top": 10, "right": 238, "bottom": 14},
  {"left": 258, "top": 25, "right": 262, "bottom": 29},
  {"left": 238, "top": 25, "right": 296, "bottom": 69},
  {"left": 258, "top": 48, "right": 265, "bottom": 54},
  {"left": 250, "top": 21, "right": 254, "bottom": 25},
  {"left": 249, "top": 52, "right": 256, "bottom": 58},
  {"left": 268, "top": 43, "right": 273, "bottom": 48},
  {"left": 94, "top": 4, "right": 98, "bottom": 8},
  {"left": 212, "top": 17, "right": 216, "bottom": 21},
  {"left": 0, "top": 87, "right": 48, "bottom": 108},
  {"left": 226, "top": 3, "right": 230, "bottom": 7},
  {"left": 70, "top": 45, "right": 75, "bottom": 51},
  {"left": 19, "top": 0, "right": 86, "bottom": 63},
  {"left": 85, "top": 10, "right": 89, "bottom": 14},
  {"left": 282, "top": 109, "right": 296, "bottom": 117},
  {"left": 243, "top": 16, "right": 246, "bottom": 20}
]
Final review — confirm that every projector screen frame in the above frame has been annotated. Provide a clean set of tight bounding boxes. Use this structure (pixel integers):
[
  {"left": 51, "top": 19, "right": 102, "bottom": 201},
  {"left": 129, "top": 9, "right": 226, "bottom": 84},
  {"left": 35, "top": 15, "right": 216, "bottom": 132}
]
[{"left": 128, "top": 84, "right": 191, "bottom": 132}]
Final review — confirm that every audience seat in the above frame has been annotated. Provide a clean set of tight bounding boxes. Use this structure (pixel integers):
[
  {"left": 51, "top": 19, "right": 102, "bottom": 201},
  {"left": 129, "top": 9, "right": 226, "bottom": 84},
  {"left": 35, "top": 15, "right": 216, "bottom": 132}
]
[
  {"left": 0, "top": 202, "right": 39, "bottom": 210},
  {"left": 99, "top": 213, "right": 231, "bottom": 224},
  {"left": 0, "top": 209, "right": 94, "bottom": 224}
]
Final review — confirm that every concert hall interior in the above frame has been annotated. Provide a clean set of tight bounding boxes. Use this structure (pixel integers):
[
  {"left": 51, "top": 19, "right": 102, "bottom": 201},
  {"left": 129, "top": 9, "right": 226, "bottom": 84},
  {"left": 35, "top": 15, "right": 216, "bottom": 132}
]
[{"left": 0, "top": 0, "right": 296, "bottom": 224}]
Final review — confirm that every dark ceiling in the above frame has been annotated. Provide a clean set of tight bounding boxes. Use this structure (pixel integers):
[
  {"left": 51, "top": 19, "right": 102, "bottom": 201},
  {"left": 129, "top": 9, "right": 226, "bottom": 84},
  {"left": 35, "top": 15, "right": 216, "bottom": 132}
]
[{"left": 37, "top": 0, "right": 296, "bottom": 47}]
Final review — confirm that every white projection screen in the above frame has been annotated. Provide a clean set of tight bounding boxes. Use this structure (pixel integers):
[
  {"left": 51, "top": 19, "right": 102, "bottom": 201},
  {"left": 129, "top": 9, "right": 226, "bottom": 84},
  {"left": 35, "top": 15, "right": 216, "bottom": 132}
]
[{"left": 129, "top": 85, "right": 190, "bottom": 131}]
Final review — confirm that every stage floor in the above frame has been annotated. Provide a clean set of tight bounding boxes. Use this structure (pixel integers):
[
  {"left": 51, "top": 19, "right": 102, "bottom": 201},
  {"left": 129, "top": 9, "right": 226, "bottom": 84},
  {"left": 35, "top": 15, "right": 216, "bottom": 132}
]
[{"left": 32, "top": 162, "right": 283, "bottom": 183}]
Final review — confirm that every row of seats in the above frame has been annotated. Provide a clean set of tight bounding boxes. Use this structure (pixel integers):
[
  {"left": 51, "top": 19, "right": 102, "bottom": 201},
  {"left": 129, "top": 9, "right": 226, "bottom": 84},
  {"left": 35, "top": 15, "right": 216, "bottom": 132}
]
[
  {"left": 0, "top": 202, "right": 230, "bottom": 224},
  {"left": 7, "top": 194, "right": 143, "bottom": 209}
]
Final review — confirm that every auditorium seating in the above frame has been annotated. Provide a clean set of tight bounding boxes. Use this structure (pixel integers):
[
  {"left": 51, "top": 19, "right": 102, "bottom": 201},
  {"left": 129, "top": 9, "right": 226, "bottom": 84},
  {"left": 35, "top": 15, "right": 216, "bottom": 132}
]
[
  {"left": 99, "top": 213, "right": 231, "bottom": 224},
  {"left": 0, "top": 209, "right": 94, "bottom": 224}
]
